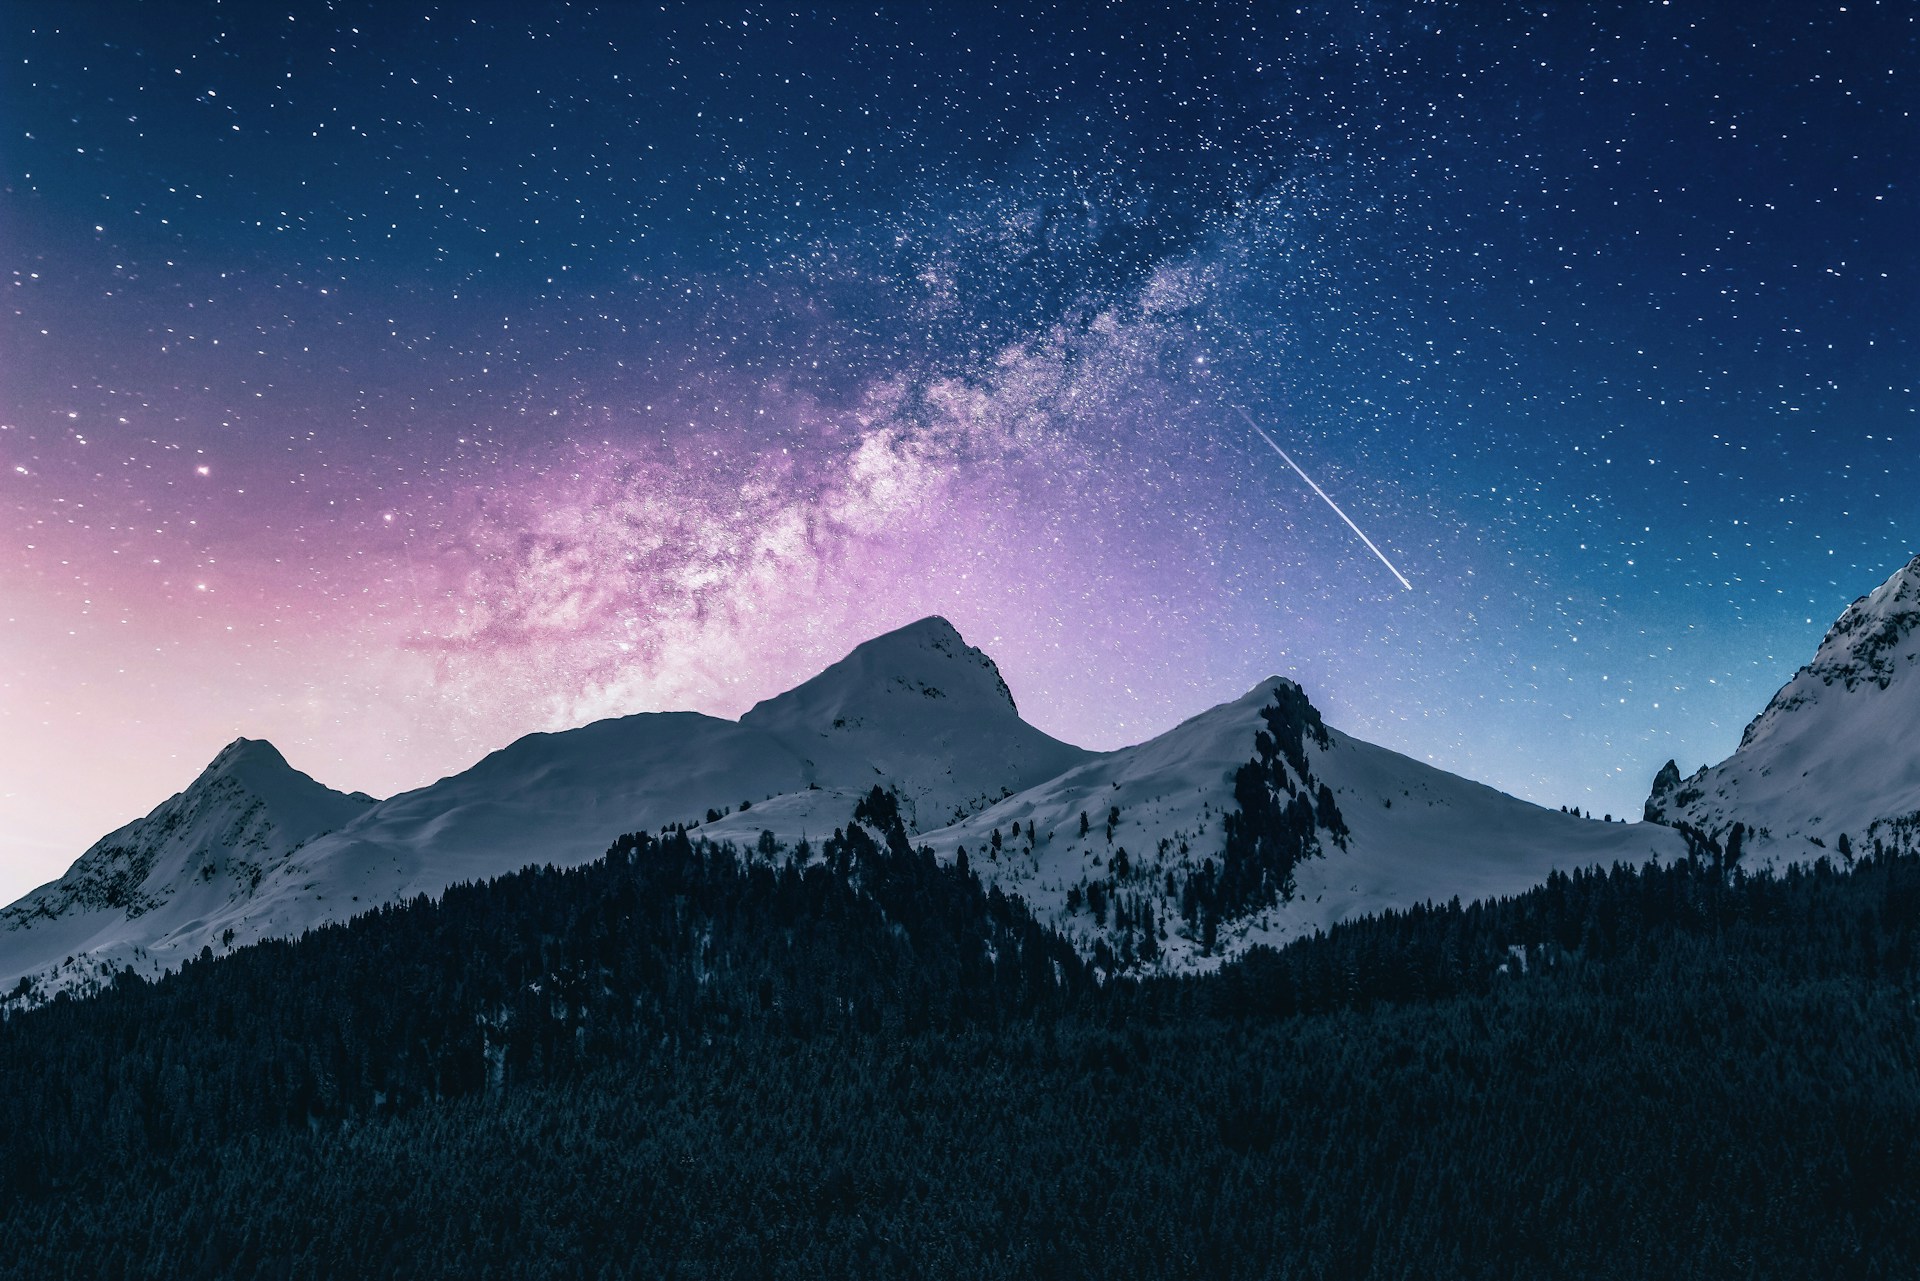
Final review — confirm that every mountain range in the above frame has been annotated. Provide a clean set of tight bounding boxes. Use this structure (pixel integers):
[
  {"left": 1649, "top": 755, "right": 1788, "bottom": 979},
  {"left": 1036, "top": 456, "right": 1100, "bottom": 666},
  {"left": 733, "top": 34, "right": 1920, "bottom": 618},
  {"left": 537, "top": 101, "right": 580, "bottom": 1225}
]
[{"left": 8, "top": 555, "right": 1919, "bottom": 1005}]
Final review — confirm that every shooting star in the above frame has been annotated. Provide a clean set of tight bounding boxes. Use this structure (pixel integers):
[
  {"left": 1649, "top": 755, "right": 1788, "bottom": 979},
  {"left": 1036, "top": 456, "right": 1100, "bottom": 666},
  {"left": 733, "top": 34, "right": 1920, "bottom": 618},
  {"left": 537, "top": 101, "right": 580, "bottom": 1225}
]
[{"left": 1237, "top": 406, "right": 1414, "bottom": 592}]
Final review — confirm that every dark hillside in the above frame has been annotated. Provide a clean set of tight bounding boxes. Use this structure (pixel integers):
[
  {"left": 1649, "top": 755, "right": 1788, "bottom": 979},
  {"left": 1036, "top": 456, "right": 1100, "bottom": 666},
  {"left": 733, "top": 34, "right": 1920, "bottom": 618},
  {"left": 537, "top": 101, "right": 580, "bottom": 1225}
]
[{"left": 4, "top": 799, "right": 1919, "bottom": 1279}]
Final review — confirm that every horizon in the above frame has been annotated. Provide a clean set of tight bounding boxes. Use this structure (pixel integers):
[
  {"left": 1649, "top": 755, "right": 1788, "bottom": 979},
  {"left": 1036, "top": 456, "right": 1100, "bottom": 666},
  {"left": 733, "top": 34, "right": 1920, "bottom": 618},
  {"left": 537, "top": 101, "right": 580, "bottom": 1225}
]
[{"left": 5, "top": 569, "right": 1910, "bottom": 906}]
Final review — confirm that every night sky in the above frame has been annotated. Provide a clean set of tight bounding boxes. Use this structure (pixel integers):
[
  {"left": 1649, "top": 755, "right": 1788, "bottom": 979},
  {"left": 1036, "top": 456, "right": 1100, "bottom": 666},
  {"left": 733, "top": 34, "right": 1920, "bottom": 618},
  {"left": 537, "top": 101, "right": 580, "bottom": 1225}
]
[{"left": 3, "top": 1, "right": 1914, "bottom": 901}]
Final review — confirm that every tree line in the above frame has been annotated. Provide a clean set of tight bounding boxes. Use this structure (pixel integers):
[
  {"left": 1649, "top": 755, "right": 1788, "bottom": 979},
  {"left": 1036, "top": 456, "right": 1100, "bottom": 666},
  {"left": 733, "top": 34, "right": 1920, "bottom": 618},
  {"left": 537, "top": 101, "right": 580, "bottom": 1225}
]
[{"left": 1, "top": 786, "right": 1917, "bottom": 1278}]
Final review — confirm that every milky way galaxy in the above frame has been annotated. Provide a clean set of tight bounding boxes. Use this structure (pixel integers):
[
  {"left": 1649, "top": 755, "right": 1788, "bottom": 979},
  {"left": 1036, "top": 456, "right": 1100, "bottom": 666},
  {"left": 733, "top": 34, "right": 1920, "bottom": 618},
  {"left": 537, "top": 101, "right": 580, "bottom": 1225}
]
[{"left": 2, "top": 3, "right": 1914, "bottom": 899}]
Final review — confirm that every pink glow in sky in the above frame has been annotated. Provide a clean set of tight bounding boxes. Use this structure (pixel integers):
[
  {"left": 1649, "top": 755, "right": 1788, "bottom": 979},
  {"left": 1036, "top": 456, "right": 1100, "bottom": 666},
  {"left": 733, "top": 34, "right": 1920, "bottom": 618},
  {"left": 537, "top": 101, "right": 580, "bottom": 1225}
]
[{"left": 4, "top": 273, "right": 1403, "bottom": 902}]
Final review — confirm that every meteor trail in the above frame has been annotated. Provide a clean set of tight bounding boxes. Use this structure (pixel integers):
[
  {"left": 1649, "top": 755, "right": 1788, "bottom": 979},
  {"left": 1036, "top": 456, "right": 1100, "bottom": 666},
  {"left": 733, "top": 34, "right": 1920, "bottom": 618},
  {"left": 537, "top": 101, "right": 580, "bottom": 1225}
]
[{"left": 1237, "top": 407, "right": 1414, "bottom": 592}]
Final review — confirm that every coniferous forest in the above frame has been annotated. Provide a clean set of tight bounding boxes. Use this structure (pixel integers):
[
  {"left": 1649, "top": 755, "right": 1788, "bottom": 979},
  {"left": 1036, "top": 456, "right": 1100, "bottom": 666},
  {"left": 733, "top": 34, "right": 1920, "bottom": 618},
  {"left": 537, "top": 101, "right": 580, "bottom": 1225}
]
[{"left": 3, "top": 791, "right": 1919, "bottom": 1279}]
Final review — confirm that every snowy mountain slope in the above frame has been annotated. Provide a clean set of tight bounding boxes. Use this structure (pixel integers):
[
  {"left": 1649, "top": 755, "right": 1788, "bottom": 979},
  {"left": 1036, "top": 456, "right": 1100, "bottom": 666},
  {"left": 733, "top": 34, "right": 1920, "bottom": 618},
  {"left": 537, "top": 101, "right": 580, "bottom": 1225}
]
[
  {"left": 239, "top": 711, "right": 813, "bottom": 929},
  {"left": 1292, "top": 730, "right": 1680, "bottom": 933},
  {"left": 0, "top": 740, "right": 374, "bottom": 1001},
  {"left": 1, "top": 617, "right": 1088, "bottom": 1002},
  {"left": 712, "top": 680, "right": 1687, "bottom": 972},
  {"left": 1645, "top": 554, "right": 1920, "bottom": 862}
]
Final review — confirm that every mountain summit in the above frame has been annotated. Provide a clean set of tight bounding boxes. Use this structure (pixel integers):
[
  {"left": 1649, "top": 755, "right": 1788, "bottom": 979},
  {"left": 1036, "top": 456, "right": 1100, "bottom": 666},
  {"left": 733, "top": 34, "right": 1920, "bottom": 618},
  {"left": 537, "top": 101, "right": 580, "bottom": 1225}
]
[
  {"left": 741, "top": 616, "right": 1090, "bottom": 828},
  {"left": 1645, "top": 554, "right": 1920, "bottom": 859},
  {"left": 1, "top": 736, "right": 372, "bottom": 930},
  {"left": 1, "top": 737, "right": 374, "bottom": 1000},
  {"left": 745, "top": 616, "right": 1023, "bottom": 722}
]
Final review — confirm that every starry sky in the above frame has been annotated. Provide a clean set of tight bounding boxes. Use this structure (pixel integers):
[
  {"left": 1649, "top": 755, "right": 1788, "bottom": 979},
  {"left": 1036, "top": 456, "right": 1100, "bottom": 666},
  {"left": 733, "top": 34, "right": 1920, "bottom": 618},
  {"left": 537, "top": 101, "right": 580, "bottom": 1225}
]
[{"left": 2, "top": 1, "right": 1914, "bottom": 902}]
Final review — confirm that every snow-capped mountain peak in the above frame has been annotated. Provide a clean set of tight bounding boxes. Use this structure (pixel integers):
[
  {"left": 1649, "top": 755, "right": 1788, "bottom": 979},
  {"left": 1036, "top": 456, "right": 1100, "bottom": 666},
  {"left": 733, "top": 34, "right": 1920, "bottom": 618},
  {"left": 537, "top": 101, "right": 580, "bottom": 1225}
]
[
  {"left": 196, "top": 736, "right": 376, "bottom": 806},
  {"left": 742, "top": 615, "right": 1022, "bottom": 727},
  {"left": 2, "top": 737, "right": 373, "bottom": 928},
  {"left": 1645, "top": 554, "right": 1920, "bottom": 859},
  {"left": 1, "top": 738, "right": 375, "bottom": 1002},
  {"left": 205, "top": 734, "right": 285, "bottom": 775},
  {"left": 1769, "top": 552, "right": 1920, "bottom": 704},
  {"left": 741, "top": 616, "right": 1090, "bottom": 828}
]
